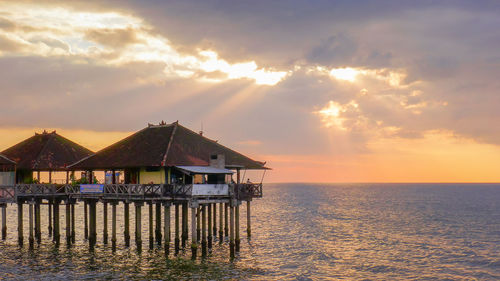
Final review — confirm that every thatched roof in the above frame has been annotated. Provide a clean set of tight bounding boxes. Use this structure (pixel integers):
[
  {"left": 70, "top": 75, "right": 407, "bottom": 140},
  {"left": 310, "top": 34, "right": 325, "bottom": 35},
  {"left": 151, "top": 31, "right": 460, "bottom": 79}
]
[
  {"left": 70, "top": 121, "right": 267, "bottom": 170},
  {"left": 1, "top": 130, "right": 93, "bottom": 171}
]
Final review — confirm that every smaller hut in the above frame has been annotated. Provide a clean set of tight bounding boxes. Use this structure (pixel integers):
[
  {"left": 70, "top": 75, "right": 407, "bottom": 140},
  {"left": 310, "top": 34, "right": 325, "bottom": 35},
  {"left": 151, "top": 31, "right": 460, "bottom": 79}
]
[
  {"left": 1, "top": 130, "right": 93, "bottom": 183},
  {"left": 0, "top": 154, "right": 16, "bottom": 185}
]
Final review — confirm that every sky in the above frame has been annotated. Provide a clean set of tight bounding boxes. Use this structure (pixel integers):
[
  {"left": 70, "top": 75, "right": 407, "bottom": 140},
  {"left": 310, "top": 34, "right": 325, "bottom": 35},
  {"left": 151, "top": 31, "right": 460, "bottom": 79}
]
[{"left": 0, "top": 0, "right": 499, "bottom": 182}]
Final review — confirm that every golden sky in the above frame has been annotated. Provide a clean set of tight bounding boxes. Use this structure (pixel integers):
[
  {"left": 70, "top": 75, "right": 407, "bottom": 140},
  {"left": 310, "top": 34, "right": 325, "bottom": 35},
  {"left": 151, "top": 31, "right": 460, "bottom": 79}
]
[{"left": 0, "top": 1, "right": 499, "bottom": 182}]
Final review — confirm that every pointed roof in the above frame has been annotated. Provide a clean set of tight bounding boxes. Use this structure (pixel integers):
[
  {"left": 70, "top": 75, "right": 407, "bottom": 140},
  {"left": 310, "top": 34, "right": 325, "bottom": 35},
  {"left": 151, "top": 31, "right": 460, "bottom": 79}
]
[
  {"left": 70, "top": 121, "right": 267, "bottom": 170},
  {"left": 0, "top": 154, "right": 16, "bottom": 165},
  {"left": 1, "top": 130, "right": 94, "bottom": 170}
]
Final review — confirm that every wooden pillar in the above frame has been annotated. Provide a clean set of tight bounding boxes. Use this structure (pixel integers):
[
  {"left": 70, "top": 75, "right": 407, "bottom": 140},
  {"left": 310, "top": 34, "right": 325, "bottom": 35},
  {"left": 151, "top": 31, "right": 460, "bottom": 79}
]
[
  {"left": 1, "top": 205, "right": 6, "bottom": 240},
  {"left": 207, "top": 204, "right": 212, "bottom": 250},
  {"left": 35, "top": 201, "right": 41, "bottom": 243},
  {"left": 124, "top": 202, "right": 130, "bottom": 247},
  {"left": 17, "top": 202, "right": 23, "bottom": 246},
  {"left": 196, "top": 207, "right": 201, "bottom": 242},
  {"left": 29, "top": 202, "right": 34, "bottom": 248},
  {"left": 84, "top": 201, "right": 88, "bottom": 239},
  {"left": 103, "top": 202, "right": 108, "bottom": 244},
  {"left": 88, "top": 200, "right": 96, "bottom": 247},
  {"left": 48, "top": 200, "right": 52, "bottom": 237},
  {"left": 111, "top": 202, "right": 117, "bottom": 251},
  {"left": 49, "top": 171, "right": 52, "bottom": 184},
  {"left": 201, "top": 204, "right": 207, "bottom": 257},
  {"left": 53, "top": 200, "right": 60, "bottom": 245},
  {"left": 71, "top": 203, "right": 75, "bottom": 243},
  {"left": 235, "top": 203, "right": 240, "bottom": 252},
  {"left": 182, "top": 202, "right": 188, "bottom": 248},
  {"left": 155, "top": 203, "right": 162, "bottom": 245},
  {"left": 65, "top": 201, "right": 71, "bottom": 245},
  {"left": 135, "top": 202, "right": 142, "bottom": 251},
  {"left": 229, "top": 204, "right": 235, "bottom": 259},
  {"left": 65, "top": 171, "right": 69, "bottom": 184},
  {"left": 212, "top": 203, "right": 217, "bottom": 239},
  {"left": 174, "top": 203, "right": 180, "bottom": 255},
  {"left": 191, "top": 204, "right": 197, "bottom": 259},
  {"left": 224, "top": 203, "right": 229, "bottom": 237},
  {"left": 219, "top": 203, "right": 223, "bottom": 244},
  {"left": 148, "top": 203, "right": 154, "bottom": 249},
  {"left": 247, "top": 201, "right": 251, "bottom": 238},
  {"left": 163, "top": 203, "right": 170, "bottom": 256}
]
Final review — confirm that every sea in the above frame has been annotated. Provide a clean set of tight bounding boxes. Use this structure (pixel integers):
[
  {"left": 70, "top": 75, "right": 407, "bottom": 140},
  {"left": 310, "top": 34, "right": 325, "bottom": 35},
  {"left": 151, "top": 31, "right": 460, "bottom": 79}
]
[{"left": 0, "top": 183, "right": 499, "bottom": 280}]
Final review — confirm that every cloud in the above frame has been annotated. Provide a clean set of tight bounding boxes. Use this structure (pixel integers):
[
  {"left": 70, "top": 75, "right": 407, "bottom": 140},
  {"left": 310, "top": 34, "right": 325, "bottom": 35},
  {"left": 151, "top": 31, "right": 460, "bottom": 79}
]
[{"left": 85, "top": 27, "right": 143, "bottom": 48}]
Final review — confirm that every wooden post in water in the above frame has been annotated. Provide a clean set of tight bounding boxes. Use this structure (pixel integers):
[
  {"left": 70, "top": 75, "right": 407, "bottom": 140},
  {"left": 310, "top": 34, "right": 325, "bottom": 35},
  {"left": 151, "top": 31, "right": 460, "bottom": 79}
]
[
  {"left": 229, "top": 204, "right": 235, "bottom": 259},
  {"left": 155, "top": 203, "right": 162, "bottom": 245},
  {"left": 111, "top": 202, "right": 117, "bottom": 251},
  {"left": 89, "top": 200, "right": 96, "bottom": 247},
  {"left": 148, "top": 202, "right": 154, "bottom": 249},
  {"left": 135, "top": 202, "right": 143, "bottom": 251},
  {"left": 84, "top": 201, "right": 88, "bottom": 239},
  {"left": 124, "top": 202, "right": 130, "bottom": 247},
  {"left": 53, "top": 200, "right": 60, "bottom": 246},
  {"left": 71, "top": 203, "right": 75, "bottom": 244},
  {"left": 29, "top": 202, "right": 34, "bottom": 248},
  {"left": 224, "top": 203, "right": 229, "bottom": 237},
  {"left": 182, "top": 202, "right": 188, "bottom": 248},
  {"left": 191, "top": 203, "right": 198, "bottom": 259},
  {"left": 212, "top": 203, "right": 217, "bottom": 239},
  {"left": 17, "top": 202, "right": 23, "bottom": 246},
  {"left": 196, "top": 207, "right": 201, "bottom": 242},
  {"left": 163, "top": 203, "right": 170, "bottom": 256},
  {"left": 247, "top": 200, "right": 251, "bottom": 238},
  {"left": 208, "top": 204, "right": 212, "bottom": 250},
  {"left": 65, "top": 201, "right": 71, "bottom": 245},
  {"left": 174, "top": 203, "right": 180, "bottom": 255},
  {"left": 35, "top": 201, "right": 41, "bottom": 243},
  {"left": 48, "top": 200, "right": 52, "bottom": 237},
  {"left": 201, "top": 204, "right": 207, "bottom": 257},
  {"left": 219, "top": 203, "right": 223, "bottom": 244},
  {"left": 1, "top": 205, "right": 6, "bottom": 240},
  {"left": 235, "top": 202, "right": 240, "bottom": 252},
  {"left": 103, "top": 202, "right": 108, "bottom": 244}
]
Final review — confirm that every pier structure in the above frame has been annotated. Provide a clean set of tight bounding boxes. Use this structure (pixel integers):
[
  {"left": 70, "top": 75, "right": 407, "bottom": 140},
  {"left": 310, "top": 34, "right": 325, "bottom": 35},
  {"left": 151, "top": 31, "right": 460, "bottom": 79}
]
[{"left": 0, "top": 121, "right": 267, "bottom": 259}]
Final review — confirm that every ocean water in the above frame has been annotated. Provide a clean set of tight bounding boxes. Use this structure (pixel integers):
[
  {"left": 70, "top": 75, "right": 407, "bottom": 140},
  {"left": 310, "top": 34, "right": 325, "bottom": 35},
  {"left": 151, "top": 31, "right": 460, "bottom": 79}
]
[{"left": 0, "top": 183, "right": 499, "bottom": 280}]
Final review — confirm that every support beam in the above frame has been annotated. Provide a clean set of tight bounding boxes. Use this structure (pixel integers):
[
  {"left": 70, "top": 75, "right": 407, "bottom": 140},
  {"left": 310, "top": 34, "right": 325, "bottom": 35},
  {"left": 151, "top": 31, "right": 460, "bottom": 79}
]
[
  {"left": 155, "top": 203, "right": 162, "bottom": 245},
  {"left": 164, "top": 203, "right": 170, "bottom": 256},
  {"left": 212, "top": 203, "right": 217, "bottom": 239},
  {"left": 111, "top": 202, "right": 117, "bottom": 251},
  {"left": 124, "top": 202, "right": 130, "bottom": 247},
  {"left": 35, "top": 202, "right": 41, "bottom": 244},
  {"left": 17, "top": 202, "right": 23, "bottom": 246},
  {"left": 149, "top": 203, "right": 154, "bottom": 249},
  {"left": 48, "top": 201, "right": 52, "bottom": 237},
  {"left": 174, "top": 203, "right": 180, "bottom": 255},
  {"left": 103, "top": 202, "right": 108, "bottom": 244},
  {"left": 191, "top": 205, "right": 197, "bottom": 259},
  {"left": 224, "top": 203, "right": 229, "bottom": 237},
  {"left": 1, "top": 205, "right": 6, "bottom": 240},
  {"left": 53, "top": 200, "right": 60, "bottom": 246},
  {"left": 207, "top": 204, "right": 212, "bottom": 250},
  {"left": 201, "top": 204, "right": 207, "bottom": 257},
  {"left": 71, "top": 203, "right": 75, "bottom": 243},
  {"left": 247, "top": 201, "right": 251, "bottom": 238},
  {"left": 196, "top": 207, "right": 201, "bottom": 242},
  {"left": 29, "top": 203, "right": 34, "bottom": 248},
  {"left": 219, "top": 203, "right": 223, "bottom": 244},
  {"left": 182, "top": 202, "right": 188, "bottom": 248},
  {"left": 135, "top": 202, "right": 142, "bottom": 251},
  {"left": 235, "top": 203, "right": 240, "bottom": 252},
  {"left": 66, "top": 201, "right": 71, "bottom": 245},
  {"left": 88, "top": 200, "right": 96, "bottom": 247},
  {"left": 84, "top": 201, "right": 88, "bottom": 240},
  {"left": 229, "top": 205, "right": 235, "bottom": 259}
]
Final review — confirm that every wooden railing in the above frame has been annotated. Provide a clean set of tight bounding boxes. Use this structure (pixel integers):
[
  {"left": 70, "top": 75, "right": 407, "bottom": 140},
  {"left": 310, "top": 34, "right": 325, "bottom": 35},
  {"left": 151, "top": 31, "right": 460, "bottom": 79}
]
[
  {"left": 0, "top": 185, "right": 15, "bottom": 203},
  {"left": 234, "top": 183, "right": 263, "bottom": 200},
  {"left": 16, "top": 184, "right": 66, "bottom": 197}
]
